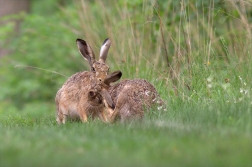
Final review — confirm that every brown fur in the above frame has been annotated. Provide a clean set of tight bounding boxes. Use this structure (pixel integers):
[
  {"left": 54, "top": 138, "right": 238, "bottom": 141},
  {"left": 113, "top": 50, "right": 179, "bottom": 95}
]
[
  {"left": 55, "top": 38, "right": 164, "bottom": 124},
  {"left": 55, "top": 71, "right": 110, "bottom": 123},
  {"left": 108, "top": 79, "right": 165, "bottom": 122},
  {"left": 55, "top": 38, "right": 121, "bottom": 124}
]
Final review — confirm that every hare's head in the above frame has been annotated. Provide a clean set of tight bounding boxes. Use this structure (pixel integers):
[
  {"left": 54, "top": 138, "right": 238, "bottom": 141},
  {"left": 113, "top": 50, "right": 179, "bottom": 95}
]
[
  {"left": 76, "top": 38, "right": 122, "bottom": 84},
  {"left": 86, "top": 72, "right": 120, "bottom": 109},
  {"left": 76, "top": 38, "right": 122, "bottom": 109}
]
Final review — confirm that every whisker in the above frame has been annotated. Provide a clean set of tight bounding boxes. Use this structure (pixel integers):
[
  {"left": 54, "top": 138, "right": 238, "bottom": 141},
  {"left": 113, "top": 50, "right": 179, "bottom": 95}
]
[{"left": 15, "top": 65, "right": 68, "bottom": 77}]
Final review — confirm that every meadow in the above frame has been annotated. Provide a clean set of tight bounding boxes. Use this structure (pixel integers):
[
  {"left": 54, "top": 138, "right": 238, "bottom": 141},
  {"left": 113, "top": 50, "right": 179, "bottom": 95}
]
[{"left": 0, "top": 0, "right": 251, "bottom": 166}]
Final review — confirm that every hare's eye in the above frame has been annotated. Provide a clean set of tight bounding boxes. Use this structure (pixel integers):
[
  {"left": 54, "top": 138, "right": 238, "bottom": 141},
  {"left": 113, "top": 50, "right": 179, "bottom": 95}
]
[{"left": 91, "top": 67, "right": 95, "bottom": 72}]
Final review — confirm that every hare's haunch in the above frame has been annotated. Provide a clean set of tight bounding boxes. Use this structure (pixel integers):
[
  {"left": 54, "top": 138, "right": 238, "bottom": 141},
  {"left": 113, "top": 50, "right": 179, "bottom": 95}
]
[{"left": 108, "top": 79, "right": 165, "bottom": 122}]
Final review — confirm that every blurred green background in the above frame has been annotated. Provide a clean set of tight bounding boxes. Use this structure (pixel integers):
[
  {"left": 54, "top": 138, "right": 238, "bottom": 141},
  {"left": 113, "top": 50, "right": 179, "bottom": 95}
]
[
  {"left": 1, "top": 0, "right": 252, "bottom": 112},
  {"left": 1, "top": 0, "right": 167, "bottom": 111}
]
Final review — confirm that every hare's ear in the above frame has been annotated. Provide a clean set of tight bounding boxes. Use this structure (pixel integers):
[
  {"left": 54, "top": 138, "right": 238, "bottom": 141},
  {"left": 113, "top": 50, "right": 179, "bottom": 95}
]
[
  {"left": 76, "top": 39, "right": 96, "bottom": 66},
  {"left": 99, "top": 38, "right": 111, "bottom": 63},
  {"left": 101, "top": 89, "right": 115, "bottom": 109},
  {"left": 104, "top": 70, "right": 122, "bottom": 85}
]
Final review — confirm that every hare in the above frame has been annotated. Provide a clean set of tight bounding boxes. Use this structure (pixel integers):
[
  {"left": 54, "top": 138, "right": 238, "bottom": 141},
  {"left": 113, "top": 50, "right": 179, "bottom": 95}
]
[
  {"left": 107, "top": 79, "right": 165, "bottom": 123},
  {"left": 55, "top": 38, "right": 122, "bottom": 124}
]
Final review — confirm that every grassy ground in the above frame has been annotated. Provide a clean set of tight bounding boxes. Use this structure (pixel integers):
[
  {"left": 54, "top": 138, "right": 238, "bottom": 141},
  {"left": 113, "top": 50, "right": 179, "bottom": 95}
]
[
  {"left": 1, "top": 1, "right": 252, "bottom": 166},
  {"left": 0, "top": 88, "right": 251, "bottom": 167}
]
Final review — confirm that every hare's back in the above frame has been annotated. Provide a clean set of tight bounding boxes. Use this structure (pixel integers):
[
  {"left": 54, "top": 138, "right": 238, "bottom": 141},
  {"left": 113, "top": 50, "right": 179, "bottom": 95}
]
[
  {"left": 63, "top": 71, "right": 93, "bottom": 86},
  {"left": 109, "top": 79, "right": 159, "bottom": 106},
  {"left": 56, "top": 71, "right": 94, "bottom": 102},
  {"left": 125, "top": 79, "right": 158, "bottom": 105}
]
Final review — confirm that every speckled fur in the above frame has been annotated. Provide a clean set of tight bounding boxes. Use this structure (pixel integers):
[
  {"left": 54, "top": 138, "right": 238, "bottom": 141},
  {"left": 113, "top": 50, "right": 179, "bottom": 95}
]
[
  {"left": 55, "top": 71, "right": 112, "bottom": 124},
  {"left": 108, "top": 79, "right": 165, "bottom": 122},
  {"left": 55, "top": 38, "right": 119, "bottom": 124},
  {"left": 55, "top": 38, "right": 164, "bottom": 124}
]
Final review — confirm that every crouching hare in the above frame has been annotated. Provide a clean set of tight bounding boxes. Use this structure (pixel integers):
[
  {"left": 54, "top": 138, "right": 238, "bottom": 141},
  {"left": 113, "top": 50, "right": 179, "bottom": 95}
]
[
  {"left": 55, "top": 38, "right": 122, "bottom": 124},
  {"left": 107, "top": 79, "right": 165, "bottom": 123}
]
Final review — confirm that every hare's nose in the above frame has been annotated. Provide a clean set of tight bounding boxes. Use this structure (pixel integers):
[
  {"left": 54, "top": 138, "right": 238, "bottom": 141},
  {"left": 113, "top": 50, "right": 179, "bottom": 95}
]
[{"left": 97, "top": 78, "right": 103, "bottom": 83}]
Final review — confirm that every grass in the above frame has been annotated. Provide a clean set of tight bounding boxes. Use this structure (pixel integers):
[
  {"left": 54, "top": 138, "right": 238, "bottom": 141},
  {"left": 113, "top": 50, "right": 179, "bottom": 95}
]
[
  {"left": 0, "top": 93, "right": 251, "bottom": 167},
  {"left": 1, "top": 0, "right": 252, "bottom": 166}
]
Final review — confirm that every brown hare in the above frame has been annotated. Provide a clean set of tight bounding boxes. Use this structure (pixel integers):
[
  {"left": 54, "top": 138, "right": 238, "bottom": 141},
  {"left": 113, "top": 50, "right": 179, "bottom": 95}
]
[
  {"left": 55, "top": 38, "right": 122, "bottom": 124},
  {"left": 107, "top": 79, "right": 165, "bottom": 123}
]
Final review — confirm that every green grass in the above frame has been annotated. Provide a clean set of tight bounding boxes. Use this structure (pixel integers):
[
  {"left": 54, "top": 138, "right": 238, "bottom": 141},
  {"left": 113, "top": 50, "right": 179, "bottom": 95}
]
[{"left": 0, "top": 96, "right": 251, "bottom": 167}]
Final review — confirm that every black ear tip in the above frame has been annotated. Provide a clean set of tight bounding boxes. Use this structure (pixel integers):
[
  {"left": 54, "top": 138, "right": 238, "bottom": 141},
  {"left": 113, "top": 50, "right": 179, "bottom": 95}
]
[
  {"left": 119, "top": 71, "right": 122, "bottom": 78},
  {"left": 113, "top": 70, "right": 122, "bottom": 79},
  {"left": 111, "top": 104, "right": 115, "bottom": 109},
  {"left": 103, "top": 38, "right": 109, "bottom": 45},
  {"left": 116, "top": 71, "right": 122, "bottom": 78},
  {"left": 76, "top": 38, "right": 86, "bottom": 45}
]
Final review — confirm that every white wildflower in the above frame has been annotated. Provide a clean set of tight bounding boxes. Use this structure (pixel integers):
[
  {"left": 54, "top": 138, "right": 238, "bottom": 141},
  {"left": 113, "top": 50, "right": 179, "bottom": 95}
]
[
  {"left": 240, "top": 88, "right": 248, "bottom": 94},
  {"left": 207, "top": 76, "right": 213, "bottom": 82},
  {"left": 238, "top": 76, "right": 242, "bottom": 81},
  {"left": 157, "top": 106, "right": 163, "bottom": 110},
  {"left": 240, "top": 88, "right": 243, "bottom": 93}
]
